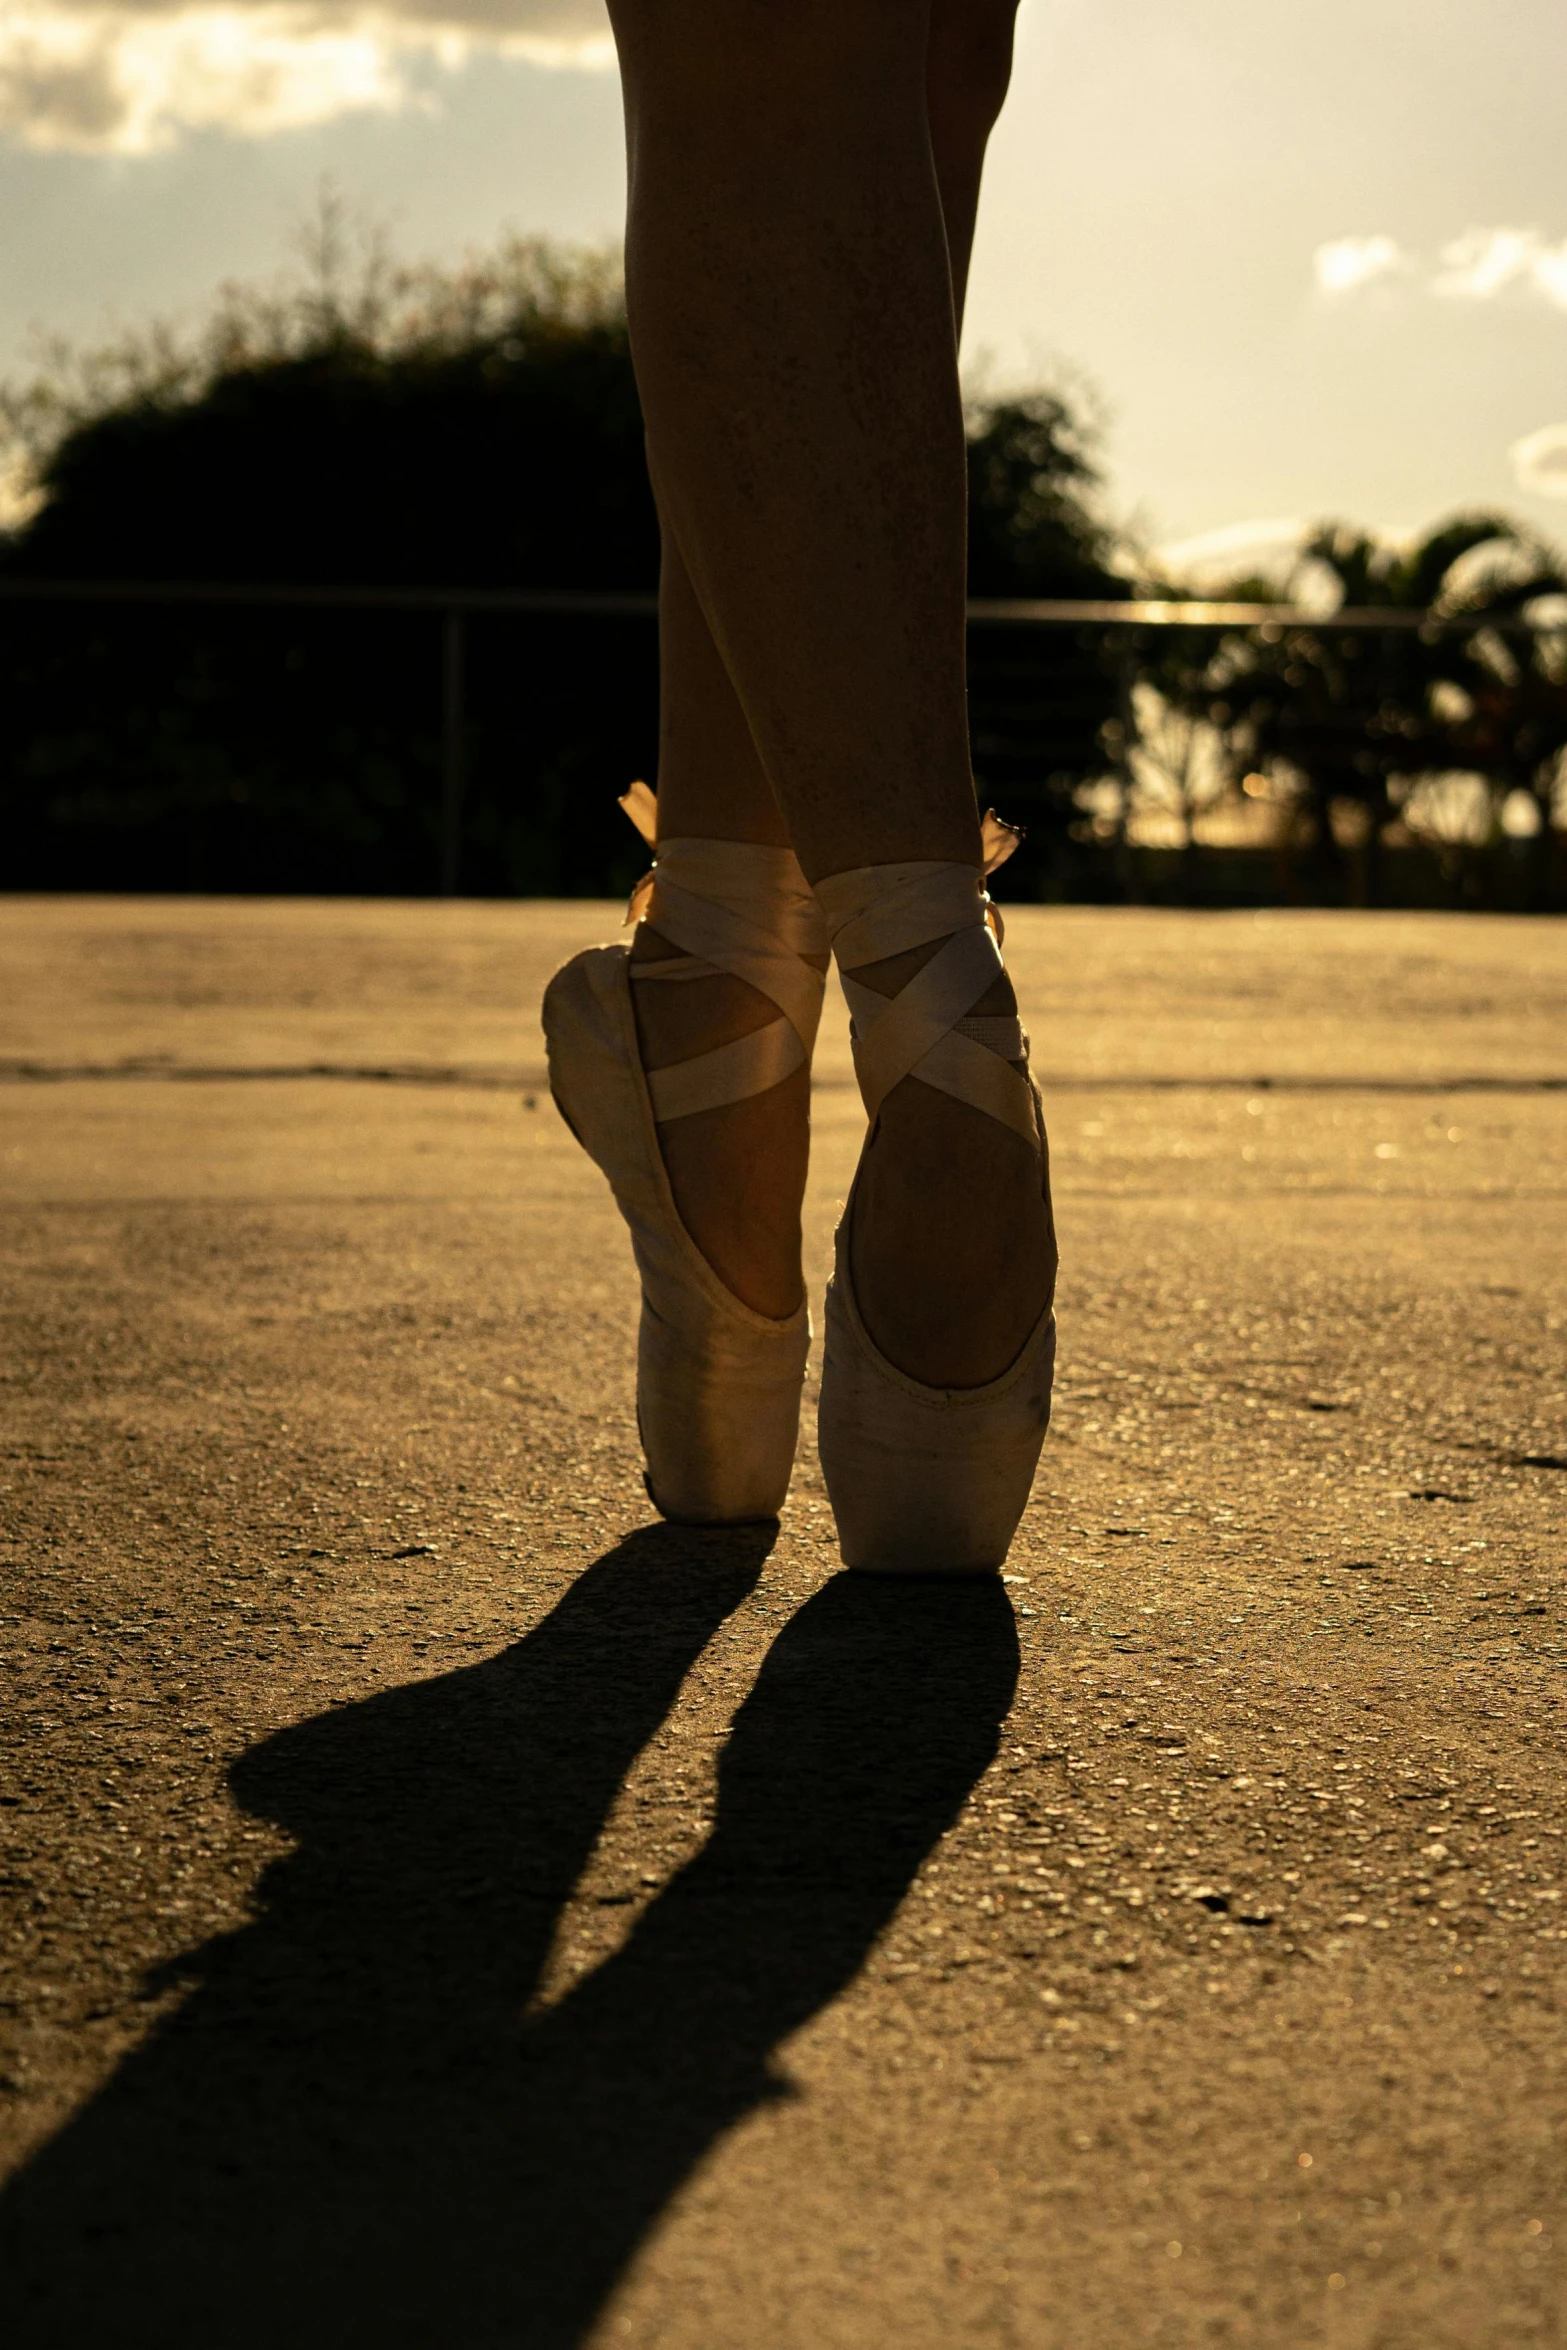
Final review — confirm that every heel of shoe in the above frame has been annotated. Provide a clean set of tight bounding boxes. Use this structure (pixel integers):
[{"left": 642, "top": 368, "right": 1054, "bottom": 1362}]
[
  {"left": 543, "top": 946, "right": 663, "bottom": 1224},
  {"left": 818, "top": 1221, "right": 1055, "bottom": 1574}
]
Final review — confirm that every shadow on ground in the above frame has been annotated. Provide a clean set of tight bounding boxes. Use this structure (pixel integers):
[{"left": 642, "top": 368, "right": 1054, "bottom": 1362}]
[{"left": 0, "top": 1529, "right": 1018, "bottom": 2347}]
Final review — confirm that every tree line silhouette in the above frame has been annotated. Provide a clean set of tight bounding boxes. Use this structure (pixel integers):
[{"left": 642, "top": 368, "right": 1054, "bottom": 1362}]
[{"left": 1, "top": 227, "right": 1562, "bottom": 904}]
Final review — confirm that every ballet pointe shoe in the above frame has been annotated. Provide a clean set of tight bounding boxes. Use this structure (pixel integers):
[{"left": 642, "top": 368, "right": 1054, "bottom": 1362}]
[
  {"left": 814, "top": 848, "right": 1056, "bottom": 1574},
  {"left": 820, "top": 1212, "right": 1056, "bottom": 1573},
  {"left": 542, "top": 790, "right": 829, "bottom": 1524}
]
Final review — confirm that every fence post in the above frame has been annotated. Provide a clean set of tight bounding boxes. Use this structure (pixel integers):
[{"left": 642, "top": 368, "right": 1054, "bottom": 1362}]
[
  {"left": 441, "top": 606, "right": 465, "bottom": 897},
  {"left": 1114, "top": 631, "right": 1141, "bottom": 903},
  {"left": 1364, "top": 622, "right": 1399, "bottom": 910}
]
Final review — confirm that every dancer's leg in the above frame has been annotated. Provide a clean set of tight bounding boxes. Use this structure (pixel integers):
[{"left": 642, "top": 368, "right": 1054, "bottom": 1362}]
[
  {"left": 612, "top": 1, "right": 969, "bottom": 873},
  {"left": 629, "top": 532, "right": 815, "bottom": 1321},
  {"left": 630, "top": 0, "right": 1029, "bottom": 1346},
  {"left": 611, "top": 0, "right": 1052, "bottom": 1385},
  {"left": 927, "top": 0, "right": 1021, "bottom": 312},
  {"left": 645, "top": 0, "right": 1018, "bottom": 846}
]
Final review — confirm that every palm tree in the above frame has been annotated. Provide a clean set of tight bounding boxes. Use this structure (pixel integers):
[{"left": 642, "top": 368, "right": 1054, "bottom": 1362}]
[{"left": 1162, "top": 515, "right": 1564, "bottom": 905}]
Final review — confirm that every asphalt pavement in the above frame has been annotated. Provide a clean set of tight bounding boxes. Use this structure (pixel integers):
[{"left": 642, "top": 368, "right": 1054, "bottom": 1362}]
[{"left": 1, "top": 895, "right": 1564, "bottom": 2348}]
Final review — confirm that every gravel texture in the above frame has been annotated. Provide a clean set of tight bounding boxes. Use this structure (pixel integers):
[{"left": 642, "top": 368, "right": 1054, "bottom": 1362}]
[{"left": 0, "top": 896, "right": 1564, "bottom": 2348}]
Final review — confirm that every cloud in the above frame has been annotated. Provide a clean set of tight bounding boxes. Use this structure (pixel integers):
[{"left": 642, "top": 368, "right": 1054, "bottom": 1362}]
[
  {"left": 0, "top": 0, "right": 614, "bottom": 154},
  {"left": 0, "top": 446, "right": 46, "bottom": 532},
  {"left": 1154, "top": 517, "right": 1310, "bottom": 591},
  {"left": 1511, "top": 422, "right": 1567, "bottom": 500},
  {"left": 1313, "top": 226, "right": 1567, "bottom": 312},
  {"left": 1434, "top": 226, "right": 1567, "bottom": 308},
  {"left": 1313, "top": 234, "right": 1406, "bottom": 295}
]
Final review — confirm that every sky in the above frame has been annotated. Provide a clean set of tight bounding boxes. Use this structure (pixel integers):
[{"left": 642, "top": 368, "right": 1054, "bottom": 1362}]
[{"left": 2, "top": 0, "right": 1564, "bottom": 570}]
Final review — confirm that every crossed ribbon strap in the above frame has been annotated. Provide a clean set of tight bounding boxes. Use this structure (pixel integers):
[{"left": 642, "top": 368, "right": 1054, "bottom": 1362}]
[
  {"left": 814, "top": 860, "right": 1040, "bottom": 1150},
  {"left": 628, "top": 829, "right": 830, "bottom": 1124}
]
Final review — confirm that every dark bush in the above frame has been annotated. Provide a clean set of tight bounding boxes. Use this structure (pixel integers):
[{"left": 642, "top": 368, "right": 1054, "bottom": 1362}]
[{"left": 0, "top": 239, "right": 1123, "bottom": 896}]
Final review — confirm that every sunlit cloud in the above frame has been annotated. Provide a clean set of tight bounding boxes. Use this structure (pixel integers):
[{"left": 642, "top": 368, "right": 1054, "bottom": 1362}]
[
  {"left": 1313, "top": 234, "right": 1406, "bottom": 295},
  {"left": 0, "top": 447, "right": 46, "bottom": 532},
  {"left": 1153, "top": 518, "right": 1441, "bottom": 607},
  {"left": 1155, "top": 517, "right": 1310, "bottom": 591},
  {"left": 1434, "top": 226, "right": 1567, "bottom": 308},
  {"left": 1314, "top": 227, "right": 1567, "bottom": 312},
  {"left": 0, "top": 0, "right": 614, "bottom": 154},
  {"left": 1511, "top": 422, "right": 1567, "bottom": 500}
]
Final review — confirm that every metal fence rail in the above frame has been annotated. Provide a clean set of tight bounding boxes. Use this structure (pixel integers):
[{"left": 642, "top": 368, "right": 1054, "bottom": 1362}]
[
  {"left": 2, "top": 578, "right": 1554, "bottom": 897},
  {"left": 5, "top": 577, "right": 1546, "bottom": 628}
]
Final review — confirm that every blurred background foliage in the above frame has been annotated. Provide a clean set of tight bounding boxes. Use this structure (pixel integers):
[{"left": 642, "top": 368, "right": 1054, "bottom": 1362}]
[
  {"left": 1120, "top": 519, "right": 1567, "bottom": 912},
  {"left": 1, "top": 213, "right": 1563, "bottom": 906}
]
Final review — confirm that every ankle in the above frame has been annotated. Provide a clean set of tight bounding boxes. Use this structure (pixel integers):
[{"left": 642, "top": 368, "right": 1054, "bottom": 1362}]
[
  {"left": 845, "top": 932, "right": 1018, "bottom": 1022},
  {"left": 630, "top": 920, "right": 812, "bottom": 1321},
  {"left": 658, "top": 1079, "right": 811, "bottom": 1319},
  {"left": 631, "top": 924, "right": 791, "bottom": 1072},
  {"left": 850, "top": 1091, "right": 1055, "bottom": 1383}
]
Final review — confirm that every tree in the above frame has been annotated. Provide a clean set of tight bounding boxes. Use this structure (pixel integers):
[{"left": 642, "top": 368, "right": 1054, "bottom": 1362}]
[
  {"left": 1160, "top": 515, "right": 1565, "bottom": 905},
  {"left": 1, "top": 239, "right": 1124, "bottom": 896},
  {"left": 4, "top": 230, "right": 656, "bottom": 590},
  {"left": 0, "top": 233, "right": 661, "bottom": 894},
  {"left": 963, "top": 394, "right": 1131, "bottom": 897},
  {"left": 1421, "top": 552, "right": 1567, "bottom": 909}
]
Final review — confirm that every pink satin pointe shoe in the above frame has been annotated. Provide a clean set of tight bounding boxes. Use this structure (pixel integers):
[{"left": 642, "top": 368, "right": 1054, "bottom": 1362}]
[
  {"left": 542, "top": 788, "right": 829, "bottom": 1524},
  {"left": 814, "top": 841, "right": 1056, "bottom": 1573}
]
